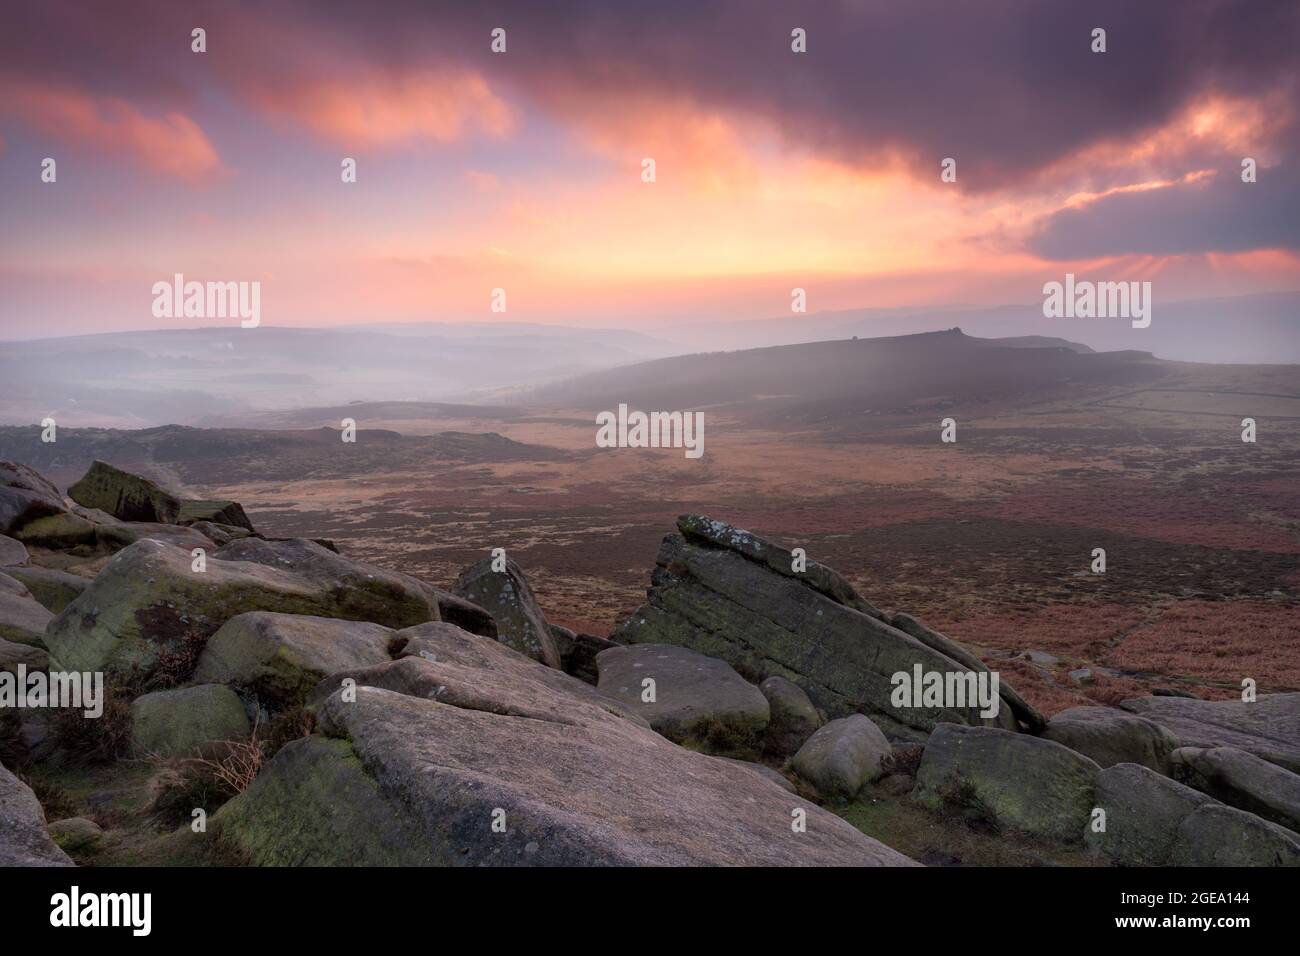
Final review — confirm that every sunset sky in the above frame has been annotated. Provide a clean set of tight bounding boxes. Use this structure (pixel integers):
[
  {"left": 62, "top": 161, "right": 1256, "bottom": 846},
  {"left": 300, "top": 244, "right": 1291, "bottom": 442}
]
[{"left": 1, "top": 0, "right": 1298, "bottom": 339}]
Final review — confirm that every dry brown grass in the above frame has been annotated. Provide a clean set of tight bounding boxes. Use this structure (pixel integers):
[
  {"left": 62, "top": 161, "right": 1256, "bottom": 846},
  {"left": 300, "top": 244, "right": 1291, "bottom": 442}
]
[{"left": 1104, "top": 600, "right": 1300, "bottom": 690}]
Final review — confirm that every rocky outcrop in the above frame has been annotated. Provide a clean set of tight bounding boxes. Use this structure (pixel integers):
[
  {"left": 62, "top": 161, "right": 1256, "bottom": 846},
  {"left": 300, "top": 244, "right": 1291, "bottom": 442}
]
[
  {"left": 359, "top": 620, "right": 648, "bottom": 728},
  {"left": 676, "top": 514, "right": 886, "bottom": 619},
  {"left": 0, "top": 462, "right": 67, "bottom": 536},
  {"left": 0, "top": 762, "right": 74, "bottom": 866},
  {"left": 761, "top": 675, "right": 823, "bottom": 757},
  {"left": 69, "top": 460, "right": 182, "bottom": 524},
  {"left": 1171, "top": 746, "right": 1300, "bottom": 832},
  {"left": 177, "top": 499, "right": 256, "bottom": 533},
  {"left": 130, "top": 683, "right": 251, "bottom": 757},
  {"left": 94, "top": 519, "right": 215, "bottom": 553},
  {"left": 914, "top": 723, "right": 1100, "bottom": 842},
  {"left": 194, "top": 612, "right": 393, "bottom": 708},
  {"left": 612, "top": 515, "right": 1026, "bottom": 740},
  {"left": 1170, "top": 804, "right": 1300, "bottom": 866},
  {"left": 43, "top": 538, "right": 440, "bottom": 684},
  {"left": 549, "top": 625, "right": 616, "bottom": 684},
  {"left": 1, "top": 567, "right": 89, "bottom": 613},
  {"left": 453, "top": 556, "right": 560, "bottom": 667},
  {"left": 0, "top": 636, "right": 49, "bottom": 672},
  {"left": 216, "top": 537, "right": 450, "bottom": 632},
  {"left": 0, "top": 573, "right": 53, "bottom": 646},
  {"left": 595, "top": 643, "right": 769, "bottom": 744},
  {"left": 1120, "top": 693, "right": 1300, "bottom": 773},
  {"left": 791, "top": 714, "right": 890, "bottom": 799},
  {"left": 0, "top": 534, "right": 29, "bottom": 567},
  {"left": 12, "top": 512, "right": 99, "bottom": 550},
  {"left": 1085, "top": 762, "right": 1214, "bottom": 865},
  {"left": 186, "top": 521, "right": 253, "bottom": 546},
  {"left": 1043, "top": 705, "right": 1181, "bottom": 772},
  {"left": 218, "top": 625, "right": 915, "bottom": 866}
]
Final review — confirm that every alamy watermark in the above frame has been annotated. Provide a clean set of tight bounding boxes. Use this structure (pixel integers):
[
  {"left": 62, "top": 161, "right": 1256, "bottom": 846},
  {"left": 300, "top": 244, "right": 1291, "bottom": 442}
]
[
  {"left": 595, "top": 403, "right": 704, "bottom": 459},
  {"left": 0, "top": 666, "right": 103, "bottom": 718},
  {"left": 151, "top": 273, "right": 260, "bottom": 328},
  {"left": 1042, "top": 273, "right": 1151, "bottom": 329},
  {"left": 890, "top": 664, "right": 1001, "bottom": 719}
]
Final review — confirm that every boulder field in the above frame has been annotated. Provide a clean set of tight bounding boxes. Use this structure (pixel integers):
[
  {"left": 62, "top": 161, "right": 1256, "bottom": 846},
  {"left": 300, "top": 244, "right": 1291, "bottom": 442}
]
[{"left": 2, "top": 459, "right": 1298, "bottom": 867}]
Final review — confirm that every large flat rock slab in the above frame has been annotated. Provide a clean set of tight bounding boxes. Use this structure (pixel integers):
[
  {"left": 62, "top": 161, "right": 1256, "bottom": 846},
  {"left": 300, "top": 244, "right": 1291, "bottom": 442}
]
[
  {"left": 1120, "top": 694, "right": 1300, "bottom": 773},
  {"left": 219, "top": 626, "right": 915, "bottom": 866},
  {"left": 223, "top": 686, "right": 914, "bottom": 867}
]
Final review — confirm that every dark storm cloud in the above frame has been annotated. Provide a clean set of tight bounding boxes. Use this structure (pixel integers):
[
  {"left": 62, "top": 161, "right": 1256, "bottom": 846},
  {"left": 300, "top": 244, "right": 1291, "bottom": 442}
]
[
  {"left": 6, "top": 0, "right": 1297, "bottom": 191},
  {"left": 5, "top": 0, "right": 1299, "bottom": 262}
]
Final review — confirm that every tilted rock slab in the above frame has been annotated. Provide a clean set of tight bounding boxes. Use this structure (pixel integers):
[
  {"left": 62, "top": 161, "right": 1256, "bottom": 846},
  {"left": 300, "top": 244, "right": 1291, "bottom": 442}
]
[
  {"left": 0, "top": 573, "right": 53, "bottom": 647},
  {"left": 177, "top": 499, "right": 256, "bottom": 533},
  {"left": 1171, "top": 745, "right": 1300, "bottom": 833},
  {"left": 453, "top": 555, "right": 560, "bottom": 667},
  {"left": 0, "top": 762, "right": 73, "bottom": 866},
  {"left": 319, "top": 621, "right": 647, "bottom": 729},
  {"left": 1, "top": 567, "right": 90, "bottom": 614},
  {"left": 1088, "top": 760, "right": 1300, "bottom": 867},
  {"left": 1170, "top": 803, "right": 1300, "bottom": 866},
  {"left": 1120, "top": 693, "right": 1300, "bottom": 773},
  {"left": 1085, "top": 762, "right": 1214, "bottom": 866},
  {"left": 0, "top": 461, "right": 67, "bottom": 536},
  {"left": 612, "top": 516, "right": 1025, "bottom": 739},
  {"left": 220, "top": 626, "right": 916, "bottom": 866},
  {"left": 68, "top": 460, "right": 182, "bottom": 524},
  {"left": 43, "top": 539, "right": 442, "bottom": 683},
  {"left": 890, "top": 612, "right": 1045, "bottom": 732}
]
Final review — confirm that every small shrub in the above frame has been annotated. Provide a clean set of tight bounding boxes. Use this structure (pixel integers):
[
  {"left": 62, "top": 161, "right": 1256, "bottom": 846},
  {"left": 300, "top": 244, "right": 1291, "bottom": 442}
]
[
  {"left": 938, "top": 776, "right": 1000, "bottom": 834},
  {"left": 149, "top": 716, "right": 269, "bottom": 827},
  {"left": 50, "top": 688, "right": 134, "bottom": 764},
  {"left": 187, "top": 717, "right": 265, "bottom": 795},
  {"left": 261, "top": 705, "right": 315, "bottom": 759},
  {"left": 882, "top": 744, "right": 924, "bottom": 777},
  {"left": 18, "top": 773, "right": 79, "bottom": 821},
  {"left": 148, "top": 631, "right": 209, "bottom": 690}
]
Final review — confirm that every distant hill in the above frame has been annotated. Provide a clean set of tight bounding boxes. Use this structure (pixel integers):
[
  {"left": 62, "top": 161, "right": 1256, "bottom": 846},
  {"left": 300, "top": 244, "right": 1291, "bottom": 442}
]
[
  {"left": 535, "top": 328, "right": 1166, "bottom": 424},
  {"left": 662, "top": 291, "right": 1300, "bottom": 364}
]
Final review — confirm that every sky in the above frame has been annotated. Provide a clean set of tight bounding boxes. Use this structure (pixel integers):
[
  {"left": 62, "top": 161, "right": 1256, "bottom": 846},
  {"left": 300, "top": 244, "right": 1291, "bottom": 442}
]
[{"left": 1, "top": 0, "right": 1298, "bottom": 339}]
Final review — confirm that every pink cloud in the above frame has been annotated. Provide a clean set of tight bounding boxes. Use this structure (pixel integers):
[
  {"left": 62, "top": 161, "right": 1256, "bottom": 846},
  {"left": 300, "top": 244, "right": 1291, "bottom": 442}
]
[
  {"left": 245, "top": 69, "right": 514, "bottom": 149},
  {"left": 0, "top": 81, "right": 226, "bottom": 183}
]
